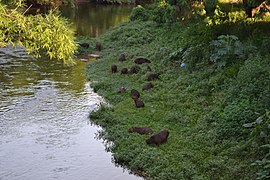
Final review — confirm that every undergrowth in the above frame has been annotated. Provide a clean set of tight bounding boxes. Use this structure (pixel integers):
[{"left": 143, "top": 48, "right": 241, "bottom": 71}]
[{"left": 84, "top": 7, "right": 270, "bottom": 179}]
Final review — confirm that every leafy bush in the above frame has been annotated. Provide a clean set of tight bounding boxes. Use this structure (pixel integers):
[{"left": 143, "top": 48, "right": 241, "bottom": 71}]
[
  {"left": 210, "top": 35, "right": 245, "bottom": 68},
  {"left": 244, "top": 111, "right": 270, "bottom": 180},
  {"left": 0, "top": 4, "right": 77, "bottom": 64},
  {"left": 148, "top": 2, "right": 177, "bottom": 25},
  {"left": 217, "top": 56, "right": 270, "bottom": 138},
  {"left": 130, "top": 5, "right": 149, "bottom": 21}
]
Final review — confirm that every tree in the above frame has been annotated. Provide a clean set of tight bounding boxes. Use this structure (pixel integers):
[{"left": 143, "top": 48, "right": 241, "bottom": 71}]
[{"left": 0, "top": 1, "right": 77, "bottom": 64}]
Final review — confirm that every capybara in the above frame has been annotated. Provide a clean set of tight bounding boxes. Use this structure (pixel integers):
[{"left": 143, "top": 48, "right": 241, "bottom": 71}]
[
  {"left": 128, "top": 127, "right": 153, "bottom": 135},
  {"left": 119, "top": 53, "right": 126, "bottom": 62},
  {"left": 131, "top": 89, "right": 140, "bottom": 99},
  {"left": 117, "top": 86, "right": 126, "bottom": 93},
  {"left": 121, "top": 68, "right": 128, "bottom": 74},
  {"left": 134, "top": 98, "right": 144, "bottom": 108},
  {"left": 134, "top": 57, "right": 151, "bottom": 64},
  {"left": 111, "top": 64, "right": 117, "bottom": 73},
  {"left": 146, "top": 130, "right": 169, "bottom": 145},
  {"left": 142, "top": 82, "right": 154, "bottom": 91},
  {"left": 96, "top": 42, "right": 102, "bottom": 51},
  {"left": 147, "top": 73, "right": 161, "bottom": 81},
  {"left": 79, "top": 43, "right": 89, "bottom": 49},
  {"left": 130, "top": 65, "right": 140, "bottom": 74}
]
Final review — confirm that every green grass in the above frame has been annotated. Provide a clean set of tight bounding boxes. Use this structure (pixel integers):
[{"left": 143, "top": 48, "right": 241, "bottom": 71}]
[{"left": 84, "top": 20, "right": 264, "bottom": 179}]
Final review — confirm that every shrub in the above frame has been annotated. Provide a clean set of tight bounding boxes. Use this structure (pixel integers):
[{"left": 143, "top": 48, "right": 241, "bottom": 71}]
[
  {"left": 130, "top": 5, "right": 149, "bottom": 21},
  {"left": 217, "top": 56, "right": 270, "bottom": 138},
  {"left": 210, "top": 35, "right": 245, "bottom": 68}
]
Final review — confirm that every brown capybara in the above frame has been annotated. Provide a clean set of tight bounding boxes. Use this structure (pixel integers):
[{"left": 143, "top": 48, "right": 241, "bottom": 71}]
[
  {"left": 142, "top": 82, "right": 154, "bottom": 91},
  {"left": 128, "top": 127, "right": 153, "bottom": 135},
  {"left": 96, "top": 42, "right": 102, "bottom": 51},
  {"left": 119, "top": 53, "right": 126, "bottom": 62},
  {"left": 117, "top": 86, "right": 126, "bottom": 93},
  {"left": 121, "top": 68, "right": 128, "bottom": 74},
  {"left": 131, "top": 89, "right": 140, "bottom": 99},
  {"left": 146, "top": 130, "right": 169, "bottom": 145},
  {"left": 111, "top": 64, "right": 117, "bottom": 73},
  {"left": 134, "top": 98, "right": 144, "bottom": 108},
  {"left": 130, "top": 65, "right": 140, "bottom": 74},
  {"left": 134, "top": 57, "right": 151, "bottom": 64},
  {"left": 147, "top": 73, "right": 161, "bottom": 81}
]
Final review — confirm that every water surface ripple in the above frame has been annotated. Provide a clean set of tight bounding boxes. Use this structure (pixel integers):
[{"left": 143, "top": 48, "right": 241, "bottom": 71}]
[{"left": 0, "top": 46, "right": 141, "bottom": 180}]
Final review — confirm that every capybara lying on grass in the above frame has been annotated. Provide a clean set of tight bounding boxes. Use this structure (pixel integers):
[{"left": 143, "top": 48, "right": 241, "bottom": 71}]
[
  {"left": 119, "top": 53, "right": 126, "bottom": 62},
  {"left": 128, "top": 127, "right": 153, "bottom": 135},
  {"left": 121, "top": 68, "right": 128, "bottom": 74},
  {"left": 147, "top": 73, "right": 161, "bottom": 81},
  {"left": 134, "top": 57, "right": 151, "bottom": 64},
  {"left": 146, "top": 130, "right": 169, "bottom": 145},
  {"left": 111, "top": 64, "right": 117, "bottom": 73},
  {"left": 130, "top": 65, "right": 140, "bottom": 74},
  {"left": 142, "top": 82, "right": 154, "bottom": 91}
]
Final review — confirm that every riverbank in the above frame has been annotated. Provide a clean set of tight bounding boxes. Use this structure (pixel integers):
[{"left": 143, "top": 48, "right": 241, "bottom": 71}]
[{"left": 84, "top": 15, "right": 270, "bottom": 179}]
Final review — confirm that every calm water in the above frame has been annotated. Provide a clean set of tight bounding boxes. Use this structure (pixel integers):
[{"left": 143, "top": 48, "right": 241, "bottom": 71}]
[
  {"left": 0, "top": 3, "right": 142, "bottom": 180},
  {"left": 60, "top": 2, "right": 133, "bottom": 36}
]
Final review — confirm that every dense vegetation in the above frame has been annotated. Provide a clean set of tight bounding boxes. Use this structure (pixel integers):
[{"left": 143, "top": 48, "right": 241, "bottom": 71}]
[
  {"left": 0, "top": 0, "right": 77, "bottom": 64},
  {"left": 84, "top": 0, "right": 270, "bottom": 179}
]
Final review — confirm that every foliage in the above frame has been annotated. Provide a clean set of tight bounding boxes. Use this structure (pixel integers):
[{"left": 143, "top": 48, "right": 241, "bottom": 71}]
[
  {"left": 244, "top": 111, "right": 270, "bottom": 179},
  {"left": 210, "top": 35, "right": 245, "bottom": 68},
  {"left": 129, "top": 5, "right": 149, "bottom": 21},
  {"left": 84, "top": 20, "right": 270, "bottom": 179},
  {"left": 0, "top": 3, "right": 77, "bottom": 64},
  {"left": 217, "top": 56, "right": 270, "bottom": 138}
]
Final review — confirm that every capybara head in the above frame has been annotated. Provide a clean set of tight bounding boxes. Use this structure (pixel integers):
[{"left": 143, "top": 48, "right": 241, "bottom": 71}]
[
  {"left": 119, "top": 53, "right": 126, "bottom": 62},
  {"left": 131, "top": 89, "right": 140, "bottom": 99},
  {"left": 134, "top": 98, "right": 144, "bottom": 108},
  {"left": 128, "top": 127, "right": 153, "bottom": 135},
  {"left": 111, "top": 64, "right": 117, "bottom": 73},
  {"left": 121, "top": 68, "right": 128, "bottom": 74},
  {"left": 146, "top": 130, "right": 169, "bottom": 145}
]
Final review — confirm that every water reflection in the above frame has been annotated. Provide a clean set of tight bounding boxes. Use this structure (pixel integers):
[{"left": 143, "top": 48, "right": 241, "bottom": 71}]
[
  {"left": 60, "top": 2, "right": 133, "bottom": 36},
  {"left": 0, "top": 46, "right": 142, "bottom": 179}
]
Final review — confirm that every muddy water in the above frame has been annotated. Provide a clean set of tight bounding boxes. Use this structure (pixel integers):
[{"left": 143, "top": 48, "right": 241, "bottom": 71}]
[{"left": 0, "top": 3, "right": 142, "bottom": 180}]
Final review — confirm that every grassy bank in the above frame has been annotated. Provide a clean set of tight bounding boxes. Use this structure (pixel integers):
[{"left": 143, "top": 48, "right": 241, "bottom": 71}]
[{"left": 83, "top": 10, "right": 270, "bottom": 179}]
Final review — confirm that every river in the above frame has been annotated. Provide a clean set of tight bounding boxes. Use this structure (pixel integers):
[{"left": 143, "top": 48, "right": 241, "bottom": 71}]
[{"left": 0, "top": 2, "right": 142, "bottom": 180}]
